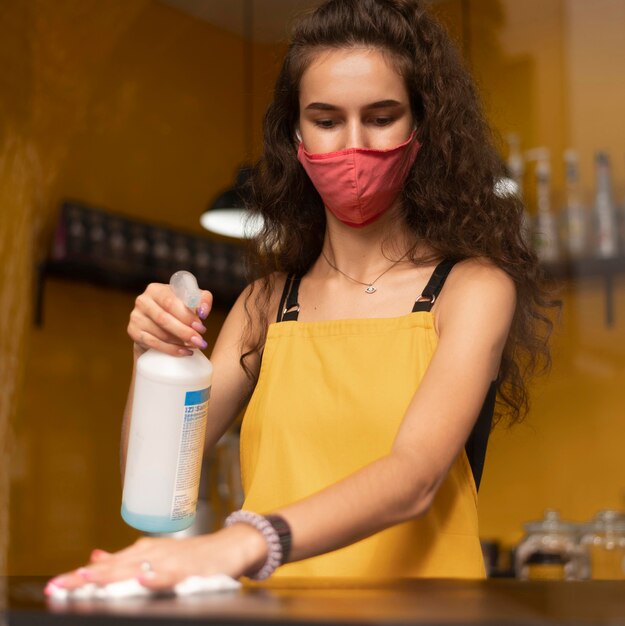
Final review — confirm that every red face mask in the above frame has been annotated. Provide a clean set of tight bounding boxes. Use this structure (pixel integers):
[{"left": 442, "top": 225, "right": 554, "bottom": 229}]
[{"left": 297, "top": 130, "right": 420, "bottom": 228}]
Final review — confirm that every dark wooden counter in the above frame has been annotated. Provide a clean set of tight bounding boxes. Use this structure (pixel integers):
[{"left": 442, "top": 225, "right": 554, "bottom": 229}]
[{"left": 5, "top": 576, "right": 625, "bottom": 625}]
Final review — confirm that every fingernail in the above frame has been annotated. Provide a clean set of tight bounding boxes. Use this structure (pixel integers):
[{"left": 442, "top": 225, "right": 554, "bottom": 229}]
[
  {"left": 48, "top": 577, "right": 65, "bottom": 588},
  {"left": 91, "top": 549, "right": 109, "bottom": 560},
  {"left": 198, "top": 305, "right": 208, "bottom": 320},
  {"left": 44, "top": 582, "right": 59, "bottom": 596},
  {"left": 178, "top": 348, "right": 193, "bottom": 356},
  {"left": 138, "top": 572, "right": 157, "bottom": 582},
  {"left": 190, "top": 336, "right": 208, "bottom": 349},
  {"left": 191, "top": 321, "right": 206, "bottom": 333}
]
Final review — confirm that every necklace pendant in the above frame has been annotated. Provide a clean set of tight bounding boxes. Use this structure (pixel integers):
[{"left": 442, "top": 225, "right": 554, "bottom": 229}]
[{"left": 365, "top": 285, "right": 377, "bottom": 294}]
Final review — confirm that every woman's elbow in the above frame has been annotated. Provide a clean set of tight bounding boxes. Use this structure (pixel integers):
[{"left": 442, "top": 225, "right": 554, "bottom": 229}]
[
  {"left": 396, "top": 481, "right": 437, "bottom": 522},
  {"left": 387, "top": 454, "right": 440, "bottom": 523}
]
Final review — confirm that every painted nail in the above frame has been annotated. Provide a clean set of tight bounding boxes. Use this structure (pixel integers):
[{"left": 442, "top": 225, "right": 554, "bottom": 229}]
[
  {"left": 44, "top": 582, "right": 59, "bottom": 596},
  {"left": 190, "top": 336, "right": 208, "bottom": 350},
  {"left": 91, "top": 549, "right": 109, "bottom": 560},
  {"left": 178, "top": 348, "right": 193, "bottom": 356},
  {"left": 191, "top": 321, "right": 206, "bottom": 333},
  {"left": 198, "top": 304, "right": 208, "bottom": 320}
]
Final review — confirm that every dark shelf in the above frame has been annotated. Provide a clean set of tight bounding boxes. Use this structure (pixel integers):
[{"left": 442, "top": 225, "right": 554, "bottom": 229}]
[
  {"left": 542, "top": 255, "right": 625, "bottom": 281},
  {"left": 35, "top": 201, "right": 249, "bottom": 326},
  {"left": 542, "top": 255, "right": 625, "bottom": 327}
]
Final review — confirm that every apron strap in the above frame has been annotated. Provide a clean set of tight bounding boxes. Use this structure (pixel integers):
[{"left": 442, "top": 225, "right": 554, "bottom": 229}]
[
  {"left": 277, "top": 274, "right": 301, "bottom": 322},
  {"left": 412, "top": 258, "right": 459, "bottom": 312},
  {"left": 278, "top": 258, "right": 459, "bottom": 320}
]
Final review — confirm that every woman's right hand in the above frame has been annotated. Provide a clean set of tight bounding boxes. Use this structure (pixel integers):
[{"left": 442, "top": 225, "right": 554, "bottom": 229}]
[{"left": 127, "top": 283, "right": 213, "bottom": 357}]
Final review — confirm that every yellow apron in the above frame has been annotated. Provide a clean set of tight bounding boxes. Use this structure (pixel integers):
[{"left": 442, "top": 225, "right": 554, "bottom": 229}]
[{"left": 240, "top": 265, "right": 486, "bottom": 580}]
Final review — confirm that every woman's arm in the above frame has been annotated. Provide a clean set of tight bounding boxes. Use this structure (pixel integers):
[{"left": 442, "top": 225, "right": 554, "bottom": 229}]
[{"left": 272, "top": 259, "right": 515, "bottom": 560}]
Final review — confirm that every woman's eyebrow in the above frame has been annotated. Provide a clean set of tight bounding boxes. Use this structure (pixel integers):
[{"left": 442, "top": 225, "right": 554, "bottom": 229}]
[
  {"left": 304, "top": 102, "right": 340, "bottom": 111},
  {"left": 304, "top": 99, "right": 403, "bottom": 111},
  {"left": 364, "top": 99, "right": 403, "bottom": 109}
]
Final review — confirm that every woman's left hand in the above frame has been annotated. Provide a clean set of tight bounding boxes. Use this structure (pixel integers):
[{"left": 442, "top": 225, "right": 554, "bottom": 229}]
[{"left": 46, "top": 524, "right": 267, "bottom": 593}]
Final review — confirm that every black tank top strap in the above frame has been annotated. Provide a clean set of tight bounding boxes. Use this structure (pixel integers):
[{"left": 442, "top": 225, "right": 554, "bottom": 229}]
[
  {"left": 412, "top": 258, "right": 459, "bottom": 312},
  {"left": 276, "top": 274, "right": 301, "bottom": 322}
]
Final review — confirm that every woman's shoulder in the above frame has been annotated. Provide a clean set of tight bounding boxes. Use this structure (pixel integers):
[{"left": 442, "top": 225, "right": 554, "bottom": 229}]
[
  {"left": 230, "top": 271, "right": 290, "bottom": 326},
  {"left": 433, "top": 257, "right": 516, "bottom": 334},
  {"left": 447, "top": 257, "right": 515, "bottom": 292}
]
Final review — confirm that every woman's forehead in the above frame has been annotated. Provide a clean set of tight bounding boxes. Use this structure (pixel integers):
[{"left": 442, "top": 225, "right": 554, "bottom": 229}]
[{"left": 299, "top": 47, "right": 408, "bottom": 106}]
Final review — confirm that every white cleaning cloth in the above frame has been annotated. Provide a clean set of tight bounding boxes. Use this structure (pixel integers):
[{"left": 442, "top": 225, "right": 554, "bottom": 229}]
[{"left": 48, "top": 574, "right": 241, "bottom": 600}]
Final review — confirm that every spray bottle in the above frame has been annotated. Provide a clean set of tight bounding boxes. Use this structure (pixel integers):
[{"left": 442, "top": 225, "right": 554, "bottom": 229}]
[
  {"left": 526, "top": 148, "right": 560, "bottom": 263},
  {"left": 121, "top": 271, "right": 213, "bottom": 533}
]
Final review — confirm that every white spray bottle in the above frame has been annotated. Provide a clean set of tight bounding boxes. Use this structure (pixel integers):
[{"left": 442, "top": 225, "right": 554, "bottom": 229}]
[{"left": 121, "top": 271, "right": 213, "bottom": 533}]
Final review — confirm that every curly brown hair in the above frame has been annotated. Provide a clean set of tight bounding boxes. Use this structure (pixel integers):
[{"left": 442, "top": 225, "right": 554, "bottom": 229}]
[{"left": 242, "top": 0, "right": 559, "bottom": 426}]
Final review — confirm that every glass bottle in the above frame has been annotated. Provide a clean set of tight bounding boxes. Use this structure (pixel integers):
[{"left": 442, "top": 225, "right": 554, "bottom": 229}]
[
  {"left": 592, "top": 151, "right": 619, "bottom": 258},
  {"left": 527, "top": 148, "right": 560, "bottom": 263},
  {"left": 515, "top": 509, "right": 587, "bottom": 580},
  {"left": 560, "top": 149, "right": 588, "bottom": 260},
  {"left": 580, "top": 510, "right": 625, "bottom": 580},
  {"left": 505, "top": 133, "right": 532, "bottom": 245}
]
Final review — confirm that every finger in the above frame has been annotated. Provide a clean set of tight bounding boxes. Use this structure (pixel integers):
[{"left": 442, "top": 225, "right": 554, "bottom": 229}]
[
  {"left": 80, "top": 561, "right": 152, "bottom": 586},
  {"left": 137, "top": 570, "right": 180, "bottom": 591},
  {"left": 150, "top": 283, "right": 202, "bottom": 326},
  {"left": 90, "top": 549, "right": 113, "bottom": 563},
  {"left": 83, "top": 537, "right": 157, "bottom": 574},
  {"left": 47, "top": 568, "right": 91, "bottom": 591},
  {"left": 136, "top": 296, "right": 206, "bottom": 350},
  {"left": 197, "top": 290, "right": 213, "bottom": 320},
  {"left": 130, "top": 311, "right": 185, "bottom": 342},
  {"left": 100, "top": 536, "right": 159, "bottom": 562},
  {"left": 128, "top": 319, "right": 196, "bottom": 356},
  {"left": 129, "top": 311, "right": 195, "bottom": 350},
  {"left": 130, "top": 331, "right": 194, "bottom": 357},
  {"left": 47, "top": 539, "right": 163, "bottom": 591}
]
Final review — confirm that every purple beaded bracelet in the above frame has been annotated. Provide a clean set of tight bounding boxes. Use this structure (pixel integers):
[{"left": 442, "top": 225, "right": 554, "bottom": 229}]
[{"left": 224, "top": 510, "right": 283, "bottom": 580}]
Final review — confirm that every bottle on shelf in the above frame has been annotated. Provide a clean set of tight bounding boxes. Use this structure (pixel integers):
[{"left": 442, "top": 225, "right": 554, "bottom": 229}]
[
  {"left": 121, "top": 271, "right": 213, "bottom": 534},
  {"left": 592, "top": 151, "right": 619, "bottom": 259},
  {"left": 504, "top": 133, "right": 532, "bottom": 245},
  {"left": 560, "top": 149, "right": 588, "bottom": 260},
  {"left": 618, "top": 156, "right": 625, "bottom": 253},
  {"left": 526, "top": 147, "right": 560, "bottom": 263}
]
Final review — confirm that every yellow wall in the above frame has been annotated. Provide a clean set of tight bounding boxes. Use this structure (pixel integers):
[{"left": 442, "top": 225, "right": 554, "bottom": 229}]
[
  {"left": 2, "top": 0, "right": 282, "bottom": 575},
  {"left": 433, "top": 0, "right": 625, "bottom": 550}
]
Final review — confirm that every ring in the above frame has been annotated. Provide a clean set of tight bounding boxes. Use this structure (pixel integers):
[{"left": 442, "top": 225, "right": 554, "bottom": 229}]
[{"left": 140, "top": 560, "right": 153, "bottom": 574}]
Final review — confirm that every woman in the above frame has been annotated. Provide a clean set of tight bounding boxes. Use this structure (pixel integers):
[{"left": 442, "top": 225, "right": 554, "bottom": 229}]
[{"left": 50, "top": 0, "right": 554, "bottom": 589}]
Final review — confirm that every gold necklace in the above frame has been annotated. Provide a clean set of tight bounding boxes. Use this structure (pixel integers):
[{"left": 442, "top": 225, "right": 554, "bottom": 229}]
[{"left": 321, "top": 250, "right": 409, "bottom": 294}]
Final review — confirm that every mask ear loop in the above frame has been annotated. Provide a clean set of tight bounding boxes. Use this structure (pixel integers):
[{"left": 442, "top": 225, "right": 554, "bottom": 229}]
[{"left": 295, "top": 129, "right": 302, "bottom": 143}]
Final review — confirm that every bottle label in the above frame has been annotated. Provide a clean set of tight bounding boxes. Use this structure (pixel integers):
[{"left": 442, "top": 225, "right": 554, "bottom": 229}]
[{"left": 170, "top": 387, "right": 210, "bottom": 520}]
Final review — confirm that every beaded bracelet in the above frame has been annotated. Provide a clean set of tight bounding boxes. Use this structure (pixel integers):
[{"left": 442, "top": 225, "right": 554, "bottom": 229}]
[{"left": 224, "top": 510, "right": 287, "bottom": 580}]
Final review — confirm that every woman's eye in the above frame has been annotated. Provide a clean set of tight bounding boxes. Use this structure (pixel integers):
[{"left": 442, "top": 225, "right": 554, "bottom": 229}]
[
  {"left": 372, "top": 117, "right": 393, "bottom": 126},
  {"left": 314, "top": 119, "right": 336, "bottom": 129}
]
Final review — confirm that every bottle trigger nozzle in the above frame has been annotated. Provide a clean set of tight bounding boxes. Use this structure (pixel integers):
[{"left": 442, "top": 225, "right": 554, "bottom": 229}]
[{"left": 170, "top": 271, "right": 201, "bottom": 310}]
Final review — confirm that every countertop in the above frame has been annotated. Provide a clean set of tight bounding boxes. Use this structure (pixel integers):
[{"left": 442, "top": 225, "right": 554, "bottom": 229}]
[{"left": 4, "top": 576, "right": 625, "bottom": 625}]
